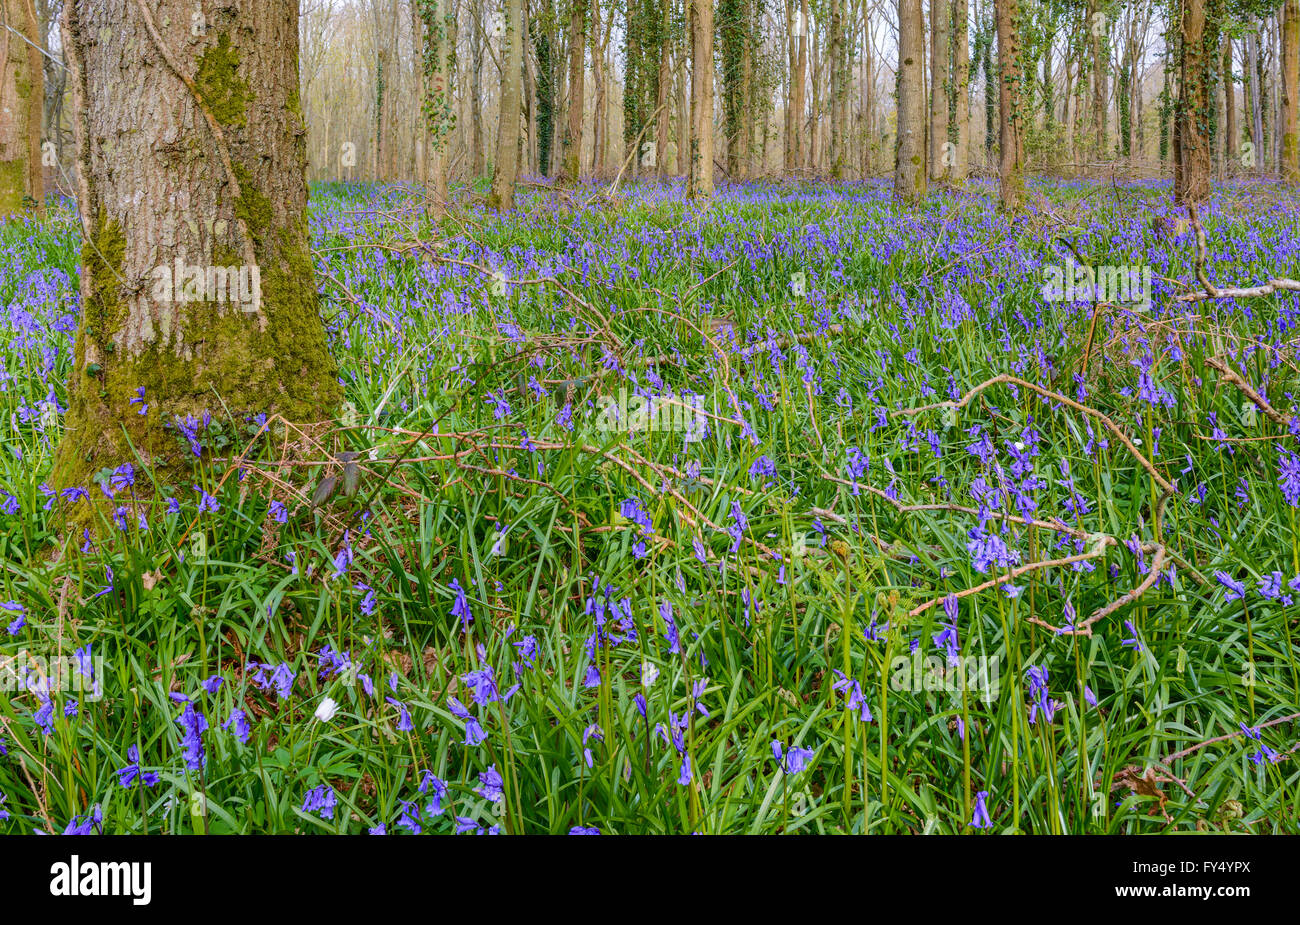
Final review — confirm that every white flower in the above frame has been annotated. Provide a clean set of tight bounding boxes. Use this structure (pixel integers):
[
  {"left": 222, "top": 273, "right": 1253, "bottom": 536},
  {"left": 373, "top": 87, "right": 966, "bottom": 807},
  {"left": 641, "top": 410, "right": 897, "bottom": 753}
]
[
  {"left": 314, "top": 697, "right": 339, "bottom": 722},
  {"left": 641, "top": 661, "right": 660, "bottom": 688}
]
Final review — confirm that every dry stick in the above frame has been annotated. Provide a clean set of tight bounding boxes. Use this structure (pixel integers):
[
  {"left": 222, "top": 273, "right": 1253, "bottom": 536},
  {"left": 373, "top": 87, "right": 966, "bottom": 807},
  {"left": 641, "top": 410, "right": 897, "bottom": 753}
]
[
  {"left": 1179, "top": 204, "right": 1300, "bottom": 302},
  {"left": 1056, "top": 236, "right": 1113, "bottom": 372},
  {"left": 1025, "top": 543, "right": 1168, "bottom": 636},
  {"left": 1162, "top": 711, "right": 1300, "bottom": 764},
  {"left": 909, "top": 543, "right": 1115, "bottom": 619},
  {"left": 589, "top": 102, "right": 667, "bottom": 206},
  {"left": 895, "top": 373, "right": 1176, "bottom": 496},
  {"left": 1205, "top": 356, "right": 1294, "bottom": 428},
  {"left": 820, "top": 472, "right": 1095, "bottom": 540}
]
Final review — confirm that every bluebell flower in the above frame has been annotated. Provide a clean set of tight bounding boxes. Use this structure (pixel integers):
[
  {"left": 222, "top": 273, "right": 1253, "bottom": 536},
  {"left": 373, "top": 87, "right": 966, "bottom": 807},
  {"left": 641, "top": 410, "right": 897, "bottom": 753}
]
[
  {"left": 476, "top": 765, "right": 505, "bottom": 803},
  {"left": 301, "top": 784, "right": 337, "bottom": 820}
]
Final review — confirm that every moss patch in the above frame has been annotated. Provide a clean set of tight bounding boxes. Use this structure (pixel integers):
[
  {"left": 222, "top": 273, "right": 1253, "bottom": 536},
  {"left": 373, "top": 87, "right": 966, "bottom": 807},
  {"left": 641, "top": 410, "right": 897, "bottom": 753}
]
[{"left": 195, "top": 32, "right": 250, "bottom": 128}]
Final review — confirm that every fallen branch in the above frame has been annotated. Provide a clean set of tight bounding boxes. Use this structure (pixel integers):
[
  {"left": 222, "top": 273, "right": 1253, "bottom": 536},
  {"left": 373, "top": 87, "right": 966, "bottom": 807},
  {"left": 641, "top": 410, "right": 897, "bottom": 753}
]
[{"left": 1179, "top": 204, "right": 1300, "bottom": 303}]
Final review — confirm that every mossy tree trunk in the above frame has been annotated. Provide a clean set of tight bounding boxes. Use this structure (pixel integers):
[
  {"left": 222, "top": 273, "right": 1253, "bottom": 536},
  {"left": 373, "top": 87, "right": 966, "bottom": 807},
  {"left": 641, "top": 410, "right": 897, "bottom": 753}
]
[
  {"left": 953, "top": 0, "right": 971, "bottom": 181},
  {"left": 0, "top": 0, "right": 43, "bottom": 217},
  {"left": 54, "top": 0, "right": 340, "bottom": 494},
  {"left": 1174, "top": 0, "right": 1217, "bottom": 204},
  {"left": 489, "top": 0, "right": 523, "bottom": 210},
  {"left": 1088, "top": 0, "right": 1107, "bottom": 161},
  {"left": 894, "top": 0, "right": 927, "bottom": 203},
  {"left": 1283, "top": 0, "right": 1299, "bottom": 182},
  {"left": 929, "top": 0, "right": 950, "bottom": 182},
  {"left": 995, "top": 0, "right": 1025, "bottom": 212},
  {"left": 414, "top": 0, "right": 453, "bottom": 216},
  {"left": 655, "top": 0, "right": 673, "bottom": 179},
  {"left": 829, "top": 0, "right": 847, "bottom": 179},
  {"left": 686, "top": 0, "right": 714, "bottom": 200},
  {"left": 1223, "top": 35, "right": 1237, "bottom": 170},
  {"left": 557, "top": 0, "right": 585, "bottom": 184}
]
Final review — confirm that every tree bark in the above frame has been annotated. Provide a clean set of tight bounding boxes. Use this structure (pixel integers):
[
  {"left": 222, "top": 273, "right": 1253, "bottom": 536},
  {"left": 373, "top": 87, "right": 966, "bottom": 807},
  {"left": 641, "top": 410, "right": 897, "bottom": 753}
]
[
  {"left": 829, "top": 0, "right": 846, "bottom": 177},
  {"left": 489, "top": 0, "right": 523, "bottom": 209},
  {"left": 952, "top": 0, "right": 970, "bottom": 181},
  {"left": 1247, "top": 28, "right": 1264, "bottom": 170},
  {"left": 894, "top": 0, "right": 927, "bottom": 201},
  {"left": 995, "top": 0, "right": 1024, "bottom": 211},
  {"left": 1223, "top": 33, "right": 1237, "bottom": 170},
  {"left": 791, "top": 0, "right": 807, "bottom": 170},
  {"left": 1283, "top": 0, "right": 1299, "bottom": 181},
  {"left": 1174, "top": 0, "right": 1212, "bottom": 204},
  {"left": 655, "top": 0, "right": 672, "bottom": 177},
  {"left": 55, "top": 0, "right": 340, "bottom": 496},
  {"left": 558, "top": 0, "right": 584, "bottom": 182},
  {"left": 687, "top": 0, "right": 714, "bottom": 199},
  {"left": 0, "top": 0, "right": 43, "bottom": 216},
  {"left": 1088, "top": 0, "right": 1106, "bottom": 161},
  {"left": 590, "top": 1, "right": 607, "bottom": 174},
  {"left": 470, "top": 0, "right": 485, "bottom": 176},
  {"left": 413, "top": 0, "right": 452, "bottom": 216},
  {"left": 929, "top": 0, "right": 951, "bottom": 181}
]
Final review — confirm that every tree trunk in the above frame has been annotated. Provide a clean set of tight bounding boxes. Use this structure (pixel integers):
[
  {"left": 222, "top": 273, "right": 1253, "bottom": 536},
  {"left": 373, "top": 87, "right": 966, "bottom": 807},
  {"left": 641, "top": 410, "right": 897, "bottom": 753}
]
[
  {"left": 414, "top": 0, "right": 452, "bottom": 216},
  {"left": 829, "top": 0, "right": 847, "bottom": 178},
  {"left": 740, "top": 0, "right": 755, "bottom": 179},
  {"left": 1174, "top": 0, "right": 1212, "bottom": 204},
  {"left": 1088, "top": 0, "right": 1106, "bottom": 161},
  {"left": 676, "top": 20, "right": 689, "bottom": 175},
  {"left": 995, "top": 0, "right": 1024, "bottom": 211},
  {"left": 558, "top": 0, "right": 585, "bottom": 182},
  {"left": 655, "top": 0, "right": 672, "bottom": 177},
  {"left": 929, "top": 0, "right": 951, "bottom": 181},
  {"left": 470, "top": 1, "right": 486, "bottom": 176},
  {"left": 1224, "top": 34, "right": 1237, "bottom": 170},
  {"left": 0, "top": 0, "right": 44, "bottom": 216},
  {"left": 894, "top": 0, "right": 927, "bottom": 201},
  {"left": 687, "top": 0, "right": 714, "bottom": 199},
  {"left": 1283, "top": 0, "right": 1299, "bottom": 181},
  {"left": 783, "top": 0, "right": 794, "bottom": 170},
  {"left": 1247, "top": 28, "right": 1264, "bottom": 170},
  {"left": 590, "top": 3, "right": 606, "bottom": 174},
  {"left": 55, "top": 0, "right": 340, "bottom": 496},
  {"left": 489, "top": 0, "right": 524, "bottom": 209},
  {"left": 791, "top": 0, "right": 807, "bottom": 169},
  {"left": 953, "top": 0, "right": 970, "bottom": 181}
]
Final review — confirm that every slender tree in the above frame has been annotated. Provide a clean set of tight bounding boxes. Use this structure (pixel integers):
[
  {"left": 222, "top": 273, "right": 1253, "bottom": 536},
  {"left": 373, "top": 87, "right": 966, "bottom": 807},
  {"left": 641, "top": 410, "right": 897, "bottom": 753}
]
[
  {"left": 829, "top": 0, "right": 848, "bottom": 177},
  {"left": 930, "top": 0, "right": 951, "bottom": 181},
  {"left": 414, "top": 0, "right": 453, "bottom": 216},
  {"left": 953, "top": 0, "right": 971, "bottom": 180},
  {"left": 489, "top": 0, "right": 524, "bottom": 209},
  {"left": 1283, "top": 0, "right": 1299, "bottom": 180},
  {"left": 789, "top": 0, "right": 807, "bottom": 170},
  {"left": 895, "top": 0, "right": 927, "bottom": 200},
  {"left": 0, "top": 0, "right": 43, "bottom": 216},
  {"left": 558, "top": 0, "right": 585, "bottom": 182},
  {"left": 995, "top": 0, "right": 1025, "bottom": 211},
  {"left": 469, "top": 0, "right": 485, "bottom": 176},
  {"left": 1224, "top": 33, "right": 1238, "bottom": 169},
  {"left": 1174, "top": 0, "right": 1217, "bottom": 203},
  {"left": 55, "top": 0, "right": 340, "bottom": 495},
  {"left": 655, "top": 0, "right": 674, "bottom": 177},
  {"left": 687, "top": 0, "right": 714, "bottom": 199}
]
